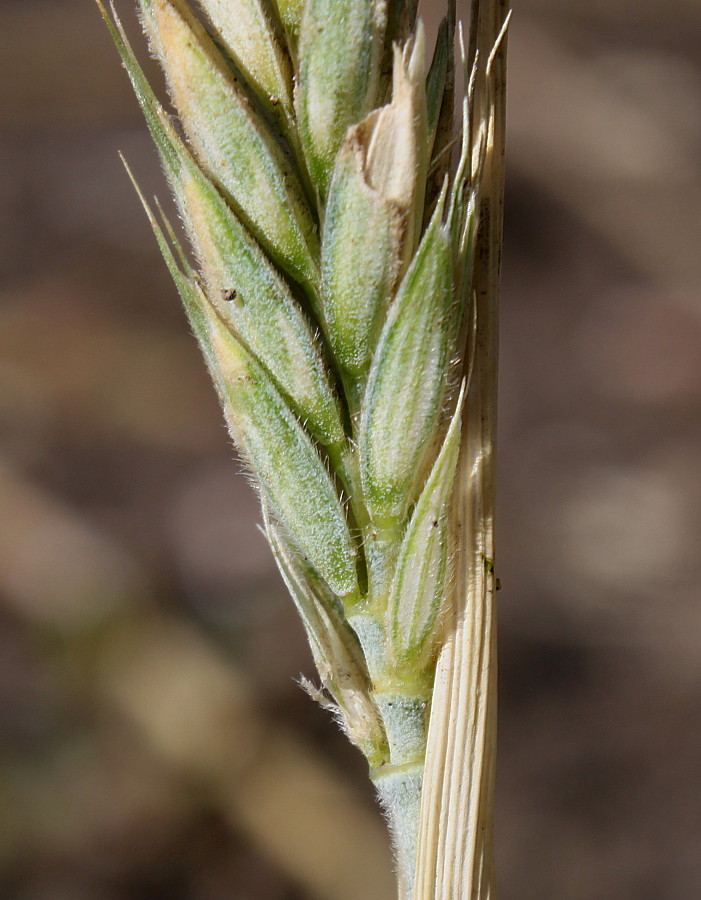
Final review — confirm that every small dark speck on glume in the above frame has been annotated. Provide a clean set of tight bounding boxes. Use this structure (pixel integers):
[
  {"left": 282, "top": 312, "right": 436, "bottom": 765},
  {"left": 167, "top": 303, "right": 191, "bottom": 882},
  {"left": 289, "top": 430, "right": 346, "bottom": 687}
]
[{"left": 222, "top": 288, "right": 237, "bottom": 301}]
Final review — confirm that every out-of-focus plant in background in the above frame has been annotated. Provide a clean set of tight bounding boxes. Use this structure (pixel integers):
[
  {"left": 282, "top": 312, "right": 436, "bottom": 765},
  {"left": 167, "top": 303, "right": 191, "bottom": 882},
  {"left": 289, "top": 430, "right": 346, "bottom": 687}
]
[{"left": 1, "top": 1, "right": 700, "bottom": 897}]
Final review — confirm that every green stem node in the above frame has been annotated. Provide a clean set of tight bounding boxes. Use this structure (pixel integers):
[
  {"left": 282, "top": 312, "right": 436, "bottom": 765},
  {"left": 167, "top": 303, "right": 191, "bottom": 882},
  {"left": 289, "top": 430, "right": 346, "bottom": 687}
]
[{"left": 373, "top": 691, "right": 428, "bottom": 767}]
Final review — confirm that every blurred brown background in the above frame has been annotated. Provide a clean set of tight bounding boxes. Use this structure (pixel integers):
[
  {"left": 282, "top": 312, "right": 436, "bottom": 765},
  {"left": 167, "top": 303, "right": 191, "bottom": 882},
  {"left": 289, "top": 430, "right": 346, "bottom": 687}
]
[{"left": 1, "top": 0, "right": 700, "bottom": 897}]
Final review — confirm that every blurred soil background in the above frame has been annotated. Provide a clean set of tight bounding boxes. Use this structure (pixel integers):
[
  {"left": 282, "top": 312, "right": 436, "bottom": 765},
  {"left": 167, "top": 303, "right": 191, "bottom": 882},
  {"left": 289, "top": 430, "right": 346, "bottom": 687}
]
[{"left": 1, "top": 0, "right": 700, "bottom": 897}]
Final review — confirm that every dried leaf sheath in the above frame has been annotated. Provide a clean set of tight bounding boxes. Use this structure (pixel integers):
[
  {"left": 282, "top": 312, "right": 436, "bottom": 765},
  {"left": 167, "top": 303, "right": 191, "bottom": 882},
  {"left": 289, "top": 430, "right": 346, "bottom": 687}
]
[
  {"left": 414, "top": 5, "right": 508, "bottom": 897},
  {"left": 100, "top": 0, "right": 505, "bottom": 895}
]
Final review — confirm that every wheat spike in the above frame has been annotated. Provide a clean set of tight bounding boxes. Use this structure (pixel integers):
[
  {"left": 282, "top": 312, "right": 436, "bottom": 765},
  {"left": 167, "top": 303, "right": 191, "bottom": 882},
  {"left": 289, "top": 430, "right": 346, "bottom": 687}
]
[{"left": 100, "top": 0, "right": 507, "bottom": 895}]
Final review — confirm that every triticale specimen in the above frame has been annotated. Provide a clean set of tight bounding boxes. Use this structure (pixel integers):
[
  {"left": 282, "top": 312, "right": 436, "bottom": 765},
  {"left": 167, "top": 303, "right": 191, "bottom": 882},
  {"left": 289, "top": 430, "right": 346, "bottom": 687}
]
[{"left": 100, "top": 0, "right": 508, "bottom": 895}]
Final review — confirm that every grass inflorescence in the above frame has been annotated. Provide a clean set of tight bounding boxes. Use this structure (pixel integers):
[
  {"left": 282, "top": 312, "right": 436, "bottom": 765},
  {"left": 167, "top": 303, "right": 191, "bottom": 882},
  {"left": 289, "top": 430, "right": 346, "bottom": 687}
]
[{"left": 100, "top": 0, "right": 507, "bottom": 895}]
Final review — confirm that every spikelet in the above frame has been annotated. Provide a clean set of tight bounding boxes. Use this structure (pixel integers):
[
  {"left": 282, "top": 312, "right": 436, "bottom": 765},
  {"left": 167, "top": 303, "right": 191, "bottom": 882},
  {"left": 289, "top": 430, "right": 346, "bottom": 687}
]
[
  {"left": 296, "top": 0, "right": 387, "bottom": 198},
  {"left": 100, "top": 0, "right": 503, "bottom": 894},
  {"left": 141, "top": 0, "right": 319, "bottom": 291},
  {"left": 321, "top": 25, "right": 428, "bottom": 386},
  {"left": 197, "top": 0, "right": 294, "bottom": 124}
]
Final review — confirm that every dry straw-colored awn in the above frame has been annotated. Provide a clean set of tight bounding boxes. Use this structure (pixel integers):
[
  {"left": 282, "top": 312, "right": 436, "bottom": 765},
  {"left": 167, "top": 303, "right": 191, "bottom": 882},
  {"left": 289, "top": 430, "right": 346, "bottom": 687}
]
[{"left": 100, "top": 0, "right": 507, "bottom": 895}]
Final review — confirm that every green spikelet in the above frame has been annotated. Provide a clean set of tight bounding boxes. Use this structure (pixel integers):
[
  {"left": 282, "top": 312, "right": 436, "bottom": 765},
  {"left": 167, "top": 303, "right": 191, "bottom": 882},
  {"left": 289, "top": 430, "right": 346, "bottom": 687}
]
[
  {"left": 359, "top": 187, "right": 458, "bottom": 533},
  {"left": 209, "top": 321, "right": 361, "bottom": 603},
  {"left": 140, "top": 0, "right": 319, "bottom": 291},
  {"left": 386, "top": 384, "right": 465, "bottom": 671},
  {"left": 197, "top": 0, "right": 294, "bottom": 124},
  {"left": 264, "top": 507, "right": 387, "bottom": 766},
  {"left": 296, "top": 0, "right": 387, "bottom": 198},
  {"left": 272, "top": 0, "right": 303, "bottom": 48},
  {"left": 320, "top": 26, "right": 428, "bottom": 389}
]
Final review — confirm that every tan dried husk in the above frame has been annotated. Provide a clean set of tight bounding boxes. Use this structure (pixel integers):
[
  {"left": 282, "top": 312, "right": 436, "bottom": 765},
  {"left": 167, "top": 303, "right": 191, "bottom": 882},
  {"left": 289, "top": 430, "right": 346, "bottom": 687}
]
[{"left": 413, "top": 4, "right": 509, "bottom": 897}]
